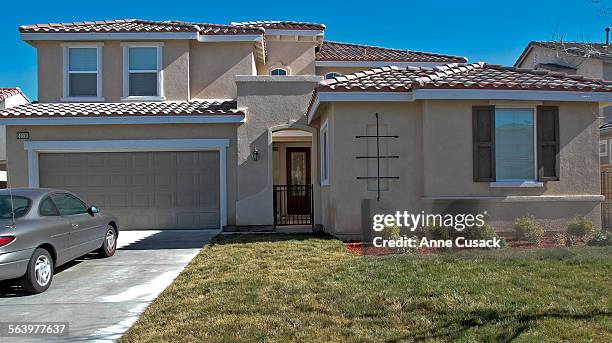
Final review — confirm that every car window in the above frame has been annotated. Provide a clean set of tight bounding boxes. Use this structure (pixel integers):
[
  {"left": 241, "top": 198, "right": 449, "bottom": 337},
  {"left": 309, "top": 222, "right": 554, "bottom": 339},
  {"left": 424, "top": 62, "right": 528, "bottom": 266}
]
[
  {"left": 51, "top": 193, "right": 88, "bottom": 216},
  {"left": 39, "top": 197, "right": 60, "bottom": 216},
  {"left": 0, "top": 195, "right": 31, "bottom": 219}
]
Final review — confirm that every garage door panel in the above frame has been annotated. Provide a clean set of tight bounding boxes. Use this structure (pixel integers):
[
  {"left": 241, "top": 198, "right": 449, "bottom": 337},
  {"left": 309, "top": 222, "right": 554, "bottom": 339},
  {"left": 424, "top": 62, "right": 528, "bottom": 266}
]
[{"left": 39, "top": 151, "right": 220, "bottom": 230}]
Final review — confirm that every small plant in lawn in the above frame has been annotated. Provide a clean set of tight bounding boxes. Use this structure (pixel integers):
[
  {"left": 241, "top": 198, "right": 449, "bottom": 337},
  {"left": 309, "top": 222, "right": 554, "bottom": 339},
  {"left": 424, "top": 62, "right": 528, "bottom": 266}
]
[
  {"left": 380, "top": 220, "right": 417, "bottom": 254},
  {"left": 513, "top": 215, "right": 545, "bottom": 244},
  {"left": 553, "top": 232, "right": 569, "bottom": 247},
  {"left": 464, "top": 222, "right": 507, "bottom": 248},
  {"left": 566, "top": 215, "right": 596, "bottom": 242}
]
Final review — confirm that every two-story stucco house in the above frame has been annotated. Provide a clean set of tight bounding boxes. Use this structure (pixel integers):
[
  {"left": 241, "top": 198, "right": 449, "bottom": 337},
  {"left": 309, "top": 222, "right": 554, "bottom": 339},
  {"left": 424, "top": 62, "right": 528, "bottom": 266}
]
[{"left": 1, "top": 19, "right": 611, "bottom": 240}]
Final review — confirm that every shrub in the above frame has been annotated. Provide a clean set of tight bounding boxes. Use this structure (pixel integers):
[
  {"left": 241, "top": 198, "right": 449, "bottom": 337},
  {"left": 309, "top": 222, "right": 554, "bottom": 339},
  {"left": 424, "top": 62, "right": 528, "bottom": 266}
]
[
  {"left": 513, "top": 215, "right": 545, "bottom": 244},
  {"left": 566, "top": 215, "right": 596, "bottom": 239},
  {"left": 553, "top": 233, "right": 568, "bottom": 247},
  {"left": 587, "top": 230, "right": 612, "bottom": 246},
  {"left": 426, "top": 225, "right": 451, "bottom": 240},
  {"left": 466, "top": 222, "right": 496, "bottom": 240}
]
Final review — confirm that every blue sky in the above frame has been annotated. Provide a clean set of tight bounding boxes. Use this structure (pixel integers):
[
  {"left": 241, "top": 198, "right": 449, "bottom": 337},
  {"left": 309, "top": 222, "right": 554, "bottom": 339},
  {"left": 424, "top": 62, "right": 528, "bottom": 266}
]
[{"left": 2, "top": 0, "right": 611, "bottom": 100}]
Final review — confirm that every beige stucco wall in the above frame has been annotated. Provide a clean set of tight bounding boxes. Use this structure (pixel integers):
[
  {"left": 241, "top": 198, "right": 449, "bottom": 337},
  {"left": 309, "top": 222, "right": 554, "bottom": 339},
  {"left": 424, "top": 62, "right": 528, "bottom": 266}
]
[
  {"left": 36, "top": 40, "right": 191, "bottom": 102},
  {"left": 189, "top": 41, "right": 256, "bottom": 99},
  {"left": 4, "top": 124, "right": 239, "bottom": 225},
  {"left": 518, "top": 45, "right": 604, "bottom": 79},
  {"left": 261, "top": 41, "right": 317, "bottom": 75},
  {"left": 423, "top": 100, "right": 600, "bottom": 197},
  {"left": 235, "top": 75, "right": 322, "bottom": 225},
  {"left": 316, "top": 100, "right": 602, "bottom": 240}
]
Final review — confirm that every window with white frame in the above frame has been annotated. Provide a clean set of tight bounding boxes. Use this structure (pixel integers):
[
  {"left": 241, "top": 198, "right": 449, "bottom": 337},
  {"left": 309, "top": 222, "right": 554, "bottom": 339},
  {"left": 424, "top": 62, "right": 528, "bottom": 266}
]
[
  {"left": 601, "top": 140, "right": 608, "bottom": 157},
  {"left": 64, "top": 46, "right": 102, "bottom": 99},
  {"left": 324, "top": 72, "right": 341, "bottom": 79},
  {"left": 320, "top": 120, "right": 330, "bottom": 185},
  {"left": 494, "top": 108, "right": 536, "bottom": 181},
  {"left": 123, "top": 44, "right": 163, "bottom": 98},
  {"left": 270, "top": 68, "right": 288, "bottom": 76}
]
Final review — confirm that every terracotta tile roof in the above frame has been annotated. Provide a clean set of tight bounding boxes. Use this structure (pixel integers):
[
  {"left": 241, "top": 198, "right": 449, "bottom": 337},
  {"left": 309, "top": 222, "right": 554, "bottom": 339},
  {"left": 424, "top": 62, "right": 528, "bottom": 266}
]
[
  {"left": 316, "top": 41, "right": 467, "bottom": 63},
  {"left": 0, "top": 88, "right": 29, "bottom": 102},
  {"left": 516, "top": 41, "right": 612, "bottom": 66},
  {"left": 0, "top": 100, "right": 244, "bottom": 118},
  {"left": 231, "top": 20, "right": 325, "bottom": 31},
  {"left": 317, "top": 62, "right": 612, "bottom": 92},
  {"left": 166, "top": 21, "right": 263, "bottom": 35},
  {"left": 19, "top": 19, "right": 262, "bottom": 35}
]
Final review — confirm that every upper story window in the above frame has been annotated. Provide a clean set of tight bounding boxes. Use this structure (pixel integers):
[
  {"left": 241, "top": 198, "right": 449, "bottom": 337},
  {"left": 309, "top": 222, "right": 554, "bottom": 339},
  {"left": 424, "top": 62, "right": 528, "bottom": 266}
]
[
  {"left": 324, "top": 72, "right": 342, "bottom": 79},
  {"left": 122, "top": 43, "right": 163, "bottom": 100},
  {"left": 270, "top": 68, "right": 288, "bottom": 76},
  {"left": 63, "top": 44, "right": 103, "bottom": 100}
]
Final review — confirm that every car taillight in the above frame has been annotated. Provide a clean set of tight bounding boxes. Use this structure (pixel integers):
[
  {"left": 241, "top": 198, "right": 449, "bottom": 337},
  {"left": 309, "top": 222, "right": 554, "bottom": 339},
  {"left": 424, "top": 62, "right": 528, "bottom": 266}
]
[{"left": 0, "top": 236, "right": 15, "bottom": 247}]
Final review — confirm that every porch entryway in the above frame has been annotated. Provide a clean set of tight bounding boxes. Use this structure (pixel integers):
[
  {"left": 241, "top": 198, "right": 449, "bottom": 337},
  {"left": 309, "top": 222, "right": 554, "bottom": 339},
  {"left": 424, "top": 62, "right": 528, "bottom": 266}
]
[{"left": 272, "top": 130, "right": 314, "bottom": 228}]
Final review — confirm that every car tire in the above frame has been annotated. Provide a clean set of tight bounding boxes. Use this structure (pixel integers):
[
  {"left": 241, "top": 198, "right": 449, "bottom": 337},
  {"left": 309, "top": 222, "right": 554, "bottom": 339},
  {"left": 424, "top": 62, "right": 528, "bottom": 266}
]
[
  {"left": 20, "top": 248, "right": 54, "bottom": 294},
  {"left": 98, "top": 225, "right": 117, "bottom": 258}
]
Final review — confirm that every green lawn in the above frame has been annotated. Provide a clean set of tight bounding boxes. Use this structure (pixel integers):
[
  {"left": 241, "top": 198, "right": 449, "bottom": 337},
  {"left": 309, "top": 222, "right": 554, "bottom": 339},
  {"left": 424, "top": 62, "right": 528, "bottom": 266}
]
[{"left": 121, "top": 234, "right": 612, "bottom": 342}]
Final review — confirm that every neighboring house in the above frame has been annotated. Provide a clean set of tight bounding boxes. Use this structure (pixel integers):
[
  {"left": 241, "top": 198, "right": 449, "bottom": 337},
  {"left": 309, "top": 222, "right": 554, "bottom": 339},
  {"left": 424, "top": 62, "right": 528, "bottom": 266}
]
[
  {"left": 0, "top": 88, "right": 29, "bottom": 187},
  {"left": 515, "top": 39, "right": 612, "bottom": 121},
  {"left": 0, "top": 19, "right": 611, "bottom": 239},
  {"left": 514, "top": 36, "right": 612, "bottom": 228}
]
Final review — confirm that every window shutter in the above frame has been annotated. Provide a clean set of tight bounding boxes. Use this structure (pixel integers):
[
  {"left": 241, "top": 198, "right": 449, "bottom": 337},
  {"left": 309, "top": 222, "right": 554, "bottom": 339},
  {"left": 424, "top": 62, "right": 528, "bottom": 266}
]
[
  {"left": 537, "top": 106, "right": 560, "bottom": 181},
  {"left": 472, "top": 106, "right": 495, "bottom": 182}
]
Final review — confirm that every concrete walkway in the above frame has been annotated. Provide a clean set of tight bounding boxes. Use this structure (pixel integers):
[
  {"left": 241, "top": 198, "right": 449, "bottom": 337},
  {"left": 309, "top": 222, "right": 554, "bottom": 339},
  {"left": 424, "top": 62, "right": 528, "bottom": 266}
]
[{"left": 0, "top": 229, "right": 218, "bottom": 342}]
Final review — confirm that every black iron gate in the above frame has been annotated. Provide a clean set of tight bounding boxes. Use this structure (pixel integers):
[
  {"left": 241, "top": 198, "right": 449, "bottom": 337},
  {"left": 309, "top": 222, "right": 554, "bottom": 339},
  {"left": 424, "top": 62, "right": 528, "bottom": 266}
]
[
  {"left": 602, "top": 170, "right": 612, "bottom": 228},
  {"left": 273, "top": 184, "right": 314, "bottom": 227}
]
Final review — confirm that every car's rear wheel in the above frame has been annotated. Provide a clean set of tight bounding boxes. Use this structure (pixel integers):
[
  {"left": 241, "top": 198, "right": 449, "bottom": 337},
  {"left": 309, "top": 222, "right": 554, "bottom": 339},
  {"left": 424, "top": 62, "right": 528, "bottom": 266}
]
[
  {"left": 21, "top": 248, "right": 54, "bottom": 294},
  {"left": 98, "top": 225, "right": 117, "bottom": 257}
]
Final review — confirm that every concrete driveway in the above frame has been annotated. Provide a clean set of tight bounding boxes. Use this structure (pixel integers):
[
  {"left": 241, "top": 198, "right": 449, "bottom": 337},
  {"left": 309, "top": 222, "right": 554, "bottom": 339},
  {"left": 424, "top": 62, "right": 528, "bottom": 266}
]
[{"left": 0, "top": 229, "right": 218, "bottom": 342}]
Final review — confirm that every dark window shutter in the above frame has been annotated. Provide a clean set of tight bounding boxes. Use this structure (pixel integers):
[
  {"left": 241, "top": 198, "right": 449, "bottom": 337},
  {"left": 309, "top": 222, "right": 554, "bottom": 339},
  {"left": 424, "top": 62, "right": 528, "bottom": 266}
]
[
  {"left": 537, "top": 106, "right": 560, "bottom": 181},
  {"left": 472, "top": 106, "right": 495, "bottom": 182}
]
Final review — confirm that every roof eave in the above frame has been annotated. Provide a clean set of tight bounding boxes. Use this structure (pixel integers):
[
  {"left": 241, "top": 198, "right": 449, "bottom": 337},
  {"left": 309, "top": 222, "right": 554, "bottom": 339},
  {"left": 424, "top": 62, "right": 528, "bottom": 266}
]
[
  {"left": 308, "top": 87, "right": 612, "bottom": 123},
  {"left": 20, "top": 32, "right": 199, "bottom": 41}
]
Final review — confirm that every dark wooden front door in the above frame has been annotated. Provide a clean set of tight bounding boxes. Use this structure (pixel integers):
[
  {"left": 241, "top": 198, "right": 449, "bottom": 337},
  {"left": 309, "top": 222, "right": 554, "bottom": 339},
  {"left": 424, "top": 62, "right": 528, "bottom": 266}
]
[{"left": 286, "top": 147, "right": 311, "bottom": 215}]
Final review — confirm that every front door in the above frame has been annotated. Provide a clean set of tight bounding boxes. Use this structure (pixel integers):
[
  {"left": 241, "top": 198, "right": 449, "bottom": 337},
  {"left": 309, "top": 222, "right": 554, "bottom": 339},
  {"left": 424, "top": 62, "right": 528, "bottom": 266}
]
[{"left": 286, "top": 147, "right": 311, "bottom": 215}]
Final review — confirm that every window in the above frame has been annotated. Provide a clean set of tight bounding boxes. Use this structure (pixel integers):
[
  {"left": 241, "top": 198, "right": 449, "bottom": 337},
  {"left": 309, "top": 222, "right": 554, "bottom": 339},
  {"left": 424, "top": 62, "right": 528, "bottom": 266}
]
[
  {"left": 601, "top": 140, "right": 608, "bottom": 157},
  {"left": 494, "top": 108, "right": 536, "bottom": 181},
  {"left": 473, "top": 106, "right": 559, "bottom": 184},
  {"left": 320, "top": 120, "right": 330, "bottom": 185},
  {"left": 0, "top": 195, "right": 31, "bottom": 219},
  {"left": 123, "top": 44, "right": 163, "bottom": 99},
  {"left": 39, "top": 197, "right": 60, "bottom": 216},
  {"left": 324, "top": 72, "right": 341, "bottom": 79},
  {"left": 51, "top": 193, "right": 88, "bottom": 216},
  {"left": 270, "top": 68, "right": 288, "bottom": 76},
  {"left": 64, "top": 46, "right": 102, "bottom": 99}
]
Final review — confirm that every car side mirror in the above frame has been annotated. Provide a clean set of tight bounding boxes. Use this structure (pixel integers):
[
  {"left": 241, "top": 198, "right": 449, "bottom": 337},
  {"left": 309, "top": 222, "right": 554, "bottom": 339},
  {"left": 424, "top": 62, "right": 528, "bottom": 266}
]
[{"left": 87, "top": 205, "right": 100, "bottom": 215}]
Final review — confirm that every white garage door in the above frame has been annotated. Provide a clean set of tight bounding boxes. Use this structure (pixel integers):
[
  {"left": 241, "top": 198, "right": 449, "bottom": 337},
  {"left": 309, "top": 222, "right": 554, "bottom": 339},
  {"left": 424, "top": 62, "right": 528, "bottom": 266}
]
[{"left": 39, "top": 151, "right": 220, "bottom": 230}]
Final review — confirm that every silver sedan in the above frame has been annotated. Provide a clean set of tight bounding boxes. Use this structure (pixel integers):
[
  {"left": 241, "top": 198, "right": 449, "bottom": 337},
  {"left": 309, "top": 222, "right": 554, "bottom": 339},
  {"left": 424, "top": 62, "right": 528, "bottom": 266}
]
[{"left": 0, "top": 188, "right": 119, "bottom": 293}]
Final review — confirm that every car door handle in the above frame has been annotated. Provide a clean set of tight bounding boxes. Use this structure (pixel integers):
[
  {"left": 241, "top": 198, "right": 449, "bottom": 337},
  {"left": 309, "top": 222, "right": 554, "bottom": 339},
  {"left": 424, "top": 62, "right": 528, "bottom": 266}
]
[{"left": 72, "top": 223, "right": 79, "bottom": 229}]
